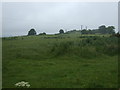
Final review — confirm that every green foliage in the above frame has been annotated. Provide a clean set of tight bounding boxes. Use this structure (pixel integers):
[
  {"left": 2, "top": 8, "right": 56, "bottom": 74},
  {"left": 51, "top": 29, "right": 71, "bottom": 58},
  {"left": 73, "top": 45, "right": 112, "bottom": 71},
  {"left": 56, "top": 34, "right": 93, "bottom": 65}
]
[
  {"left": 98, "top": 25, "right": 107, "bottom": 34},
  {"left": 59, "top": 29, "right": 64, "bottom": 34},
  {"left": 111, "top": 32, "right": 120, "bottom": 37},
  {"left": 50, "top": 41, "right": 74, "bottom": 56},
  {"left": 65, "top": 29, "right": 81, "bottom": 34},
  {"left": 28, "top": 28, "right": 37, "bottom": 35},
  {"left": 81, "top": 29, "right": 88, "bottom": 34},
  {"left": 107, "top": 26, "right": 115, "bottom": 34},
  {"left": 2, "top": 34, "right": 118, "bottom": 88},
  {"left": 80, "top": 25, "right": 115, "bottom": 34},
  {"left": 49, "top": 36, "right": 118, "bottom": 58},
  {"left": 39, "top": 32, "right": 46, "bottom": 35}
]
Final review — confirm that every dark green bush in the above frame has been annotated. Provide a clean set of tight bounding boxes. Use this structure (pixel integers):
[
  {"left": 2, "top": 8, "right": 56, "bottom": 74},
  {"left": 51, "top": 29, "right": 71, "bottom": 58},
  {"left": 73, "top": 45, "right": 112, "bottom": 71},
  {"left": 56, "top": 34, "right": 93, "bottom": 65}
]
[{"left": 49, "top": 36, "right": 118, "bottom": 58}]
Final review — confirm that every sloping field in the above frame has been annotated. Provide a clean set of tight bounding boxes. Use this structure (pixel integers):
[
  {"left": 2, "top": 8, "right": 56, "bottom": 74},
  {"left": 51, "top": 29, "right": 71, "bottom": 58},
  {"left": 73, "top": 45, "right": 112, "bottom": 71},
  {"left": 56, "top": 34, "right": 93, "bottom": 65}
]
[{"left": 2, "top": 34, "right": 118, "bottom": 88}]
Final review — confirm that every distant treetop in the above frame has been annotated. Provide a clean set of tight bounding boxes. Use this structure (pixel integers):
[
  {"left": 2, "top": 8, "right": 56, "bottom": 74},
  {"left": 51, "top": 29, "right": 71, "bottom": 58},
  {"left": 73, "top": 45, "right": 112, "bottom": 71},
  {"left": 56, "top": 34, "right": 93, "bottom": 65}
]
[
  {"left": 59, "top": 29, "right": 64, "bottom": 34},
  {"left": 28, "top": 28, "right": 37, "bottom": 36}
]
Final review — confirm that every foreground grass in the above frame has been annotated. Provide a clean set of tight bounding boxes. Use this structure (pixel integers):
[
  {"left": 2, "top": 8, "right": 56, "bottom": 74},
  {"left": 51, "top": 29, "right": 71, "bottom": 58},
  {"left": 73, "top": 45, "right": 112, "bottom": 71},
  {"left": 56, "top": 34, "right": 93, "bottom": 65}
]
[
  {"left": 3, "top": 56, "right": 118, "bottom": 88},
  {"left": 2, "top": 34, "right": 118, "bottom": 88}
]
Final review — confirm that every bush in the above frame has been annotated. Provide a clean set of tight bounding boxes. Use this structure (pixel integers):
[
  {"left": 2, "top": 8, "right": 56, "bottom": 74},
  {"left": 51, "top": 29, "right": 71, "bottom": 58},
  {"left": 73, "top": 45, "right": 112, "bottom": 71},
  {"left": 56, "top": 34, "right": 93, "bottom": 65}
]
[
  {"left": 50, "top": 41, "right": 74, "bottom": 56},
  {"left": 39, "top": 32, "right": 46, "bottom": 35},
  {"left": 28, "top": 28, "right": 36, "bottom": 35},
  {"left": 49, "top": 36, "right": 118, "bottom": 58},
  {"left": 59, "top": 29, "right": 64, "bottom": 34}
]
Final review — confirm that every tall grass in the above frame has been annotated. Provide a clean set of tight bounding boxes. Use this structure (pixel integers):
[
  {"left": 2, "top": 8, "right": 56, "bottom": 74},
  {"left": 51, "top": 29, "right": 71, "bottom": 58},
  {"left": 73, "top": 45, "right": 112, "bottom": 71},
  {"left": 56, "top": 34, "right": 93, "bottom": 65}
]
[
  {"left": 49, "top": 36, "right": 118, "bottom": 58},
  {"left": 2, "top": 34, "right": 118, "bottom": 88}
]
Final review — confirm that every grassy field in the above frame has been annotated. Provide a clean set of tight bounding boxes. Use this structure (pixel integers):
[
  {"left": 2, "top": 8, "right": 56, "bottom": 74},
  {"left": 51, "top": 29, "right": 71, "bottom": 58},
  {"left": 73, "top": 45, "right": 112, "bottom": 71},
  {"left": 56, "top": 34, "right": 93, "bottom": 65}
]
[{"left": 2, "top": 34, "right": 119, "bottom": 88}]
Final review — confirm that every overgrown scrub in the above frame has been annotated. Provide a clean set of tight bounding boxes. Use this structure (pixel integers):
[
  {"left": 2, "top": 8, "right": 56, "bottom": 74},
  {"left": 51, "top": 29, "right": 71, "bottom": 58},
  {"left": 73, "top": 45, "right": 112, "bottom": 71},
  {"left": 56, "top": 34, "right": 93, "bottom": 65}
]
[
  {"left": 2, "top": 34, "right": 118, "bottom": 88},
  {"left": 50, "top": 36, "right": 118, "bottom": 58},
  {"left": 50, "top": 41, "right": 74, "bottom": 56}
]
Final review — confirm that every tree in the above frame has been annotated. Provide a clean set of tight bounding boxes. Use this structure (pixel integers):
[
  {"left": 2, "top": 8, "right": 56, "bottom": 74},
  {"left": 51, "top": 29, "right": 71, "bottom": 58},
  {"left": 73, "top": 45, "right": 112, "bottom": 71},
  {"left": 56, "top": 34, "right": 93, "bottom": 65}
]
[
  {"left": 59, "top": 29, "right": 64, "bottom": 34},
  {"left": 43, "top": 32, "right": 46, "bottom": 35},
  {"left": 81, "top": 29, "right": 88, "bottom": 34},
  {"left": 107, "top": 26, "right": 115, "bottom": 34},
  {"left": 98, "top": 25, "right": 107, "bottom": 34},
  {"left": 28, "top": 28, "right": 36, "bottom": 35},
  {"left": 39, "top": 32, "right": 46, "bottom": 35}
]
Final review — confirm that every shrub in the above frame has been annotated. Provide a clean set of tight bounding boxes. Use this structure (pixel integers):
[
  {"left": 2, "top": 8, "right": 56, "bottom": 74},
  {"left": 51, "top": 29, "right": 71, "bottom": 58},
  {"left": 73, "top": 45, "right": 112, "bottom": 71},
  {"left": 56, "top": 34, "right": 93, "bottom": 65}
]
[
  {"left": 49, "top": 36, "right": 118, "bottom": 58},
  {"left": 28, "top": 28, "right": 36, "bottom": 35}
]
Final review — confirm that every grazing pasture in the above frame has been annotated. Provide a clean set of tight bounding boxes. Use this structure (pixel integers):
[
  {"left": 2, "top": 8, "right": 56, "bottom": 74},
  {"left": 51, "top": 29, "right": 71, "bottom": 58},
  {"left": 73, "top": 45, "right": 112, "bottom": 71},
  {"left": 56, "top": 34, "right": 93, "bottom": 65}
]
[{"left": 2, "top": 34, "right": 119, "bottom": 88}]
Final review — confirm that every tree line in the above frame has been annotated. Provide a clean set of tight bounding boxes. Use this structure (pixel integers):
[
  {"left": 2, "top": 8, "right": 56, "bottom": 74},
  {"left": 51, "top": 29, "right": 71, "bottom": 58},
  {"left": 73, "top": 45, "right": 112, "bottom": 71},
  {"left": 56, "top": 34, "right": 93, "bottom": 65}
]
[
  {"left": 27, "top": 25, "right": 118, "bottom": 36},
  {"left": 81, "top": 25, "right": 115, "bottom": 34}
]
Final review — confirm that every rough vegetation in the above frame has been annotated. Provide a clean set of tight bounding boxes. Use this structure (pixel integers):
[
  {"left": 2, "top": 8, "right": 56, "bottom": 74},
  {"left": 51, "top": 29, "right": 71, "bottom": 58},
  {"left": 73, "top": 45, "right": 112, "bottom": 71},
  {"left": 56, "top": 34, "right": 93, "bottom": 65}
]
[{"left": 2, "top": 33, "right": 119, "bottom": 88}]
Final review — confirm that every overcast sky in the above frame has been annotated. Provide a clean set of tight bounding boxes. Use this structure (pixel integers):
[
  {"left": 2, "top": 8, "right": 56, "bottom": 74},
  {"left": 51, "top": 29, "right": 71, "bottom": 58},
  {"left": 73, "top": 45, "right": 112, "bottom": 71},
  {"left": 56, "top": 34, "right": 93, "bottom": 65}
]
[{"left": 2, "top": 2, "right": 118, "bottom": 37}]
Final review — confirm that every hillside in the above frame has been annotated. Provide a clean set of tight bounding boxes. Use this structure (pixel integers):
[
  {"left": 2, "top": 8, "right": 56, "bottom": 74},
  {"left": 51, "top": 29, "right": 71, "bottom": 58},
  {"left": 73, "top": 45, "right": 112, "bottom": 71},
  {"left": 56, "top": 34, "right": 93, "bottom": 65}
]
[{"left": 2, "top": 34, "right": 119, "bottom": 88}]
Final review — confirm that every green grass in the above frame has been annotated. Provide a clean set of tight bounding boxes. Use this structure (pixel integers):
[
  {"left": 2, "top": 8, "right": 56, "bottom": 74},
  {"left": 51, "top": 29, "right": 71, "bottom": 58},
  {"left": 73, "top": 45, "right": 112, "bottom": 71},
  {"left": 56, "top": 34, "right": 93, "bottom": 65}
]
[{"left": 2, "top": 34, "right": 118, "bottom": 88}]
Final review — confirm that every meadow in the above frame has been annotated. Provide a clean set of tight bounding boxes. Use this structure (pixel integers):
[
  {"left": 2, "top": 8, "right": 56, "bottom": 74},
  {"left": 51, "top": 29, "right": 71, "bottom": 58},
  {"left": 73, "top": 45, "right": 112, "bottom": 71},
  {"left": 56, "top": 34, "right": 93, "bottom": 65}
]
[{"left": 2, "top": 34, "right": 119, "bottom": 88}]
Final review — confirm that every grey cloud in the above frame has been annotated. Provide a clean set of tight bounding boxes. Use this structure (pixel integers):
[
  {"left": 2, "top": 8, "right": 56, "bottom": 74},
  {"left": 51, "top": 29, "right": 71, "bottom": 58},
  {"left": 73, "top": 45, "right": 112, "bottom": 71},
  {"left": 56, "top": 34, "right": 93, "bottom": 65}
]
[{"left": 2, "top": 2, "right": 118, "bottom": 37}]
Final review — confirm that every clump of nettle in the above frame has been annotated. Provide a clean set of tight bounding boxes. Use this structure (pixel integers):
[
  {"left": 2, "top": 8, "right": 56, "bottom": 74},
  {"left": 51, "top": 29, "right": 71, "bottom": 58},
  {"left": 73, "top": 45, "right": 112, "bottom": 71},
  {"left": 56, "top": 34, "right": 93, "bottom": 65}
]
[{"left": 15, "top": 81, "right": 30, "bottom": 88}]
